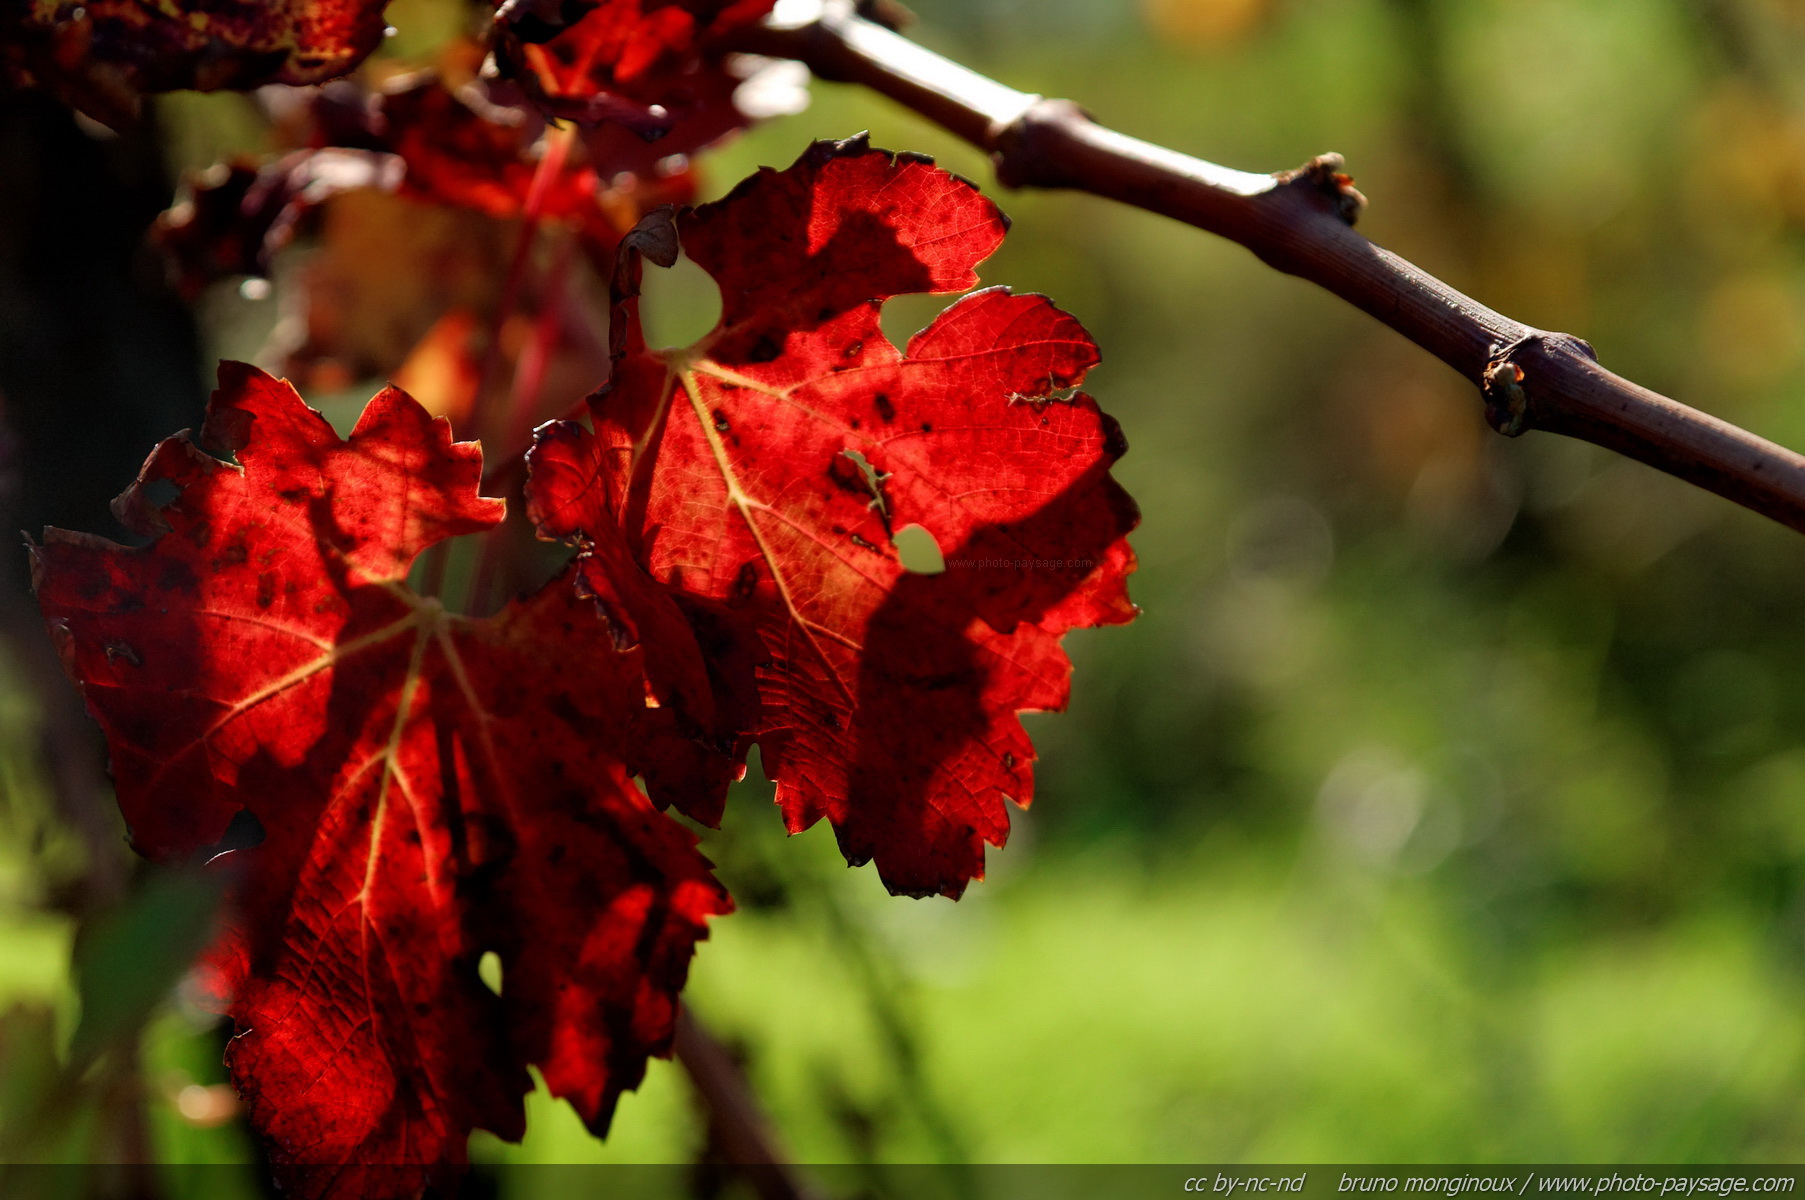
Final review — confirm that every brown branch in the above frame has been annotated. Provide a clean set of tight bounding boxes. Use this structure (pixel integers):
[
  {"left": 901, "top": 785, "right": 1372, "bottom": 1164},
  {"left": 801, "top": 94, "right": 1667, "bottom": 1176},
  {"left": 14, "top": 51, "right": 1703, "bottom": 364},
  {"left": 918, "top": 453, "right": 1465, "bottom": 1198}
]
[
  {"left": 734, "top": 2, "right": 1805, "bottom": 536},
  {"left": 672, "top": 1008, "right": 821, "bottom": 1200}
]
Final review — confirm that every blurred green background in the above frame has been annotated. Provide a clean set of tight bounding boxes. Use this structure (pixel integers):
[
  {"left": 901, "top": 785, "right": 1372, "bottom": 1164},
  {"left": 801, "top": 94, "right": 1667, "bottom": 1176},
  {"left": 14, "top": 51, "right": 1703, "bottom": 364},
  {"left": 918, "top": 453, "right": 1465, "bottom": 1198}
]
[{"left": 10, "top": 0, "right": 1805, "bottom": 1189}]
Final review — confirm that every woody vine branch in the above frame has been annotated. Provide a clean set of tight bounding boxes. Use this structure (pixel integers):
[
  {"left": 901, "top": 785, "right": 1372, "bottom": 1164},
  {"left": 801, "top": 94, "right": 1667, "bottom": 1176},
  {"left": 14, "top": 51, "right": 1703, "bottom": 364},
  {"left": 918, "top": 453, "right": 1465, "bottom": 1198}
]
[{"left": 734, "top": 1, "right": 1805, "bottom": 536}]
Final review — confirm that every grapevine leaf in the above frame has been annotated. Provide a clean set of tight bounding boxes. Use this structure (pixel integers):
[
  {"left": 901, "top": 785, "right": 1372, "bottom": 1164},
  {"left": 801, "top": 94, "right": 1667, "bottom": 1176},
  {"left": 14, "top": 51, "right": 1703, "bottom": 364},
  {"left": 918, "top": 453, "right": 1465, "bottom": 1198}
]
[
  {"left": 526, "top": 137, "right": 1139, "bottom": 899},
  {"left": 1, "top": 0, "right": 394, "bottom": 128},
  {"left": 155, "top": 151, "right": 404, "bottom": 303},
  {"left": 154, "top": 62, "right": 698, "bottom": 301},
  {"left": 32, "top": 364, "right": 730, "bottom": 1195},
  {"left": 154, "top": 61, "right": 694, "bottom": 410},
  {"left": 492, "top": 0, "right": 776, "bottom": 137},
  {"left": 378, "top": 66, "right": 699, "bottom": 242},
  {"left": 529, "top": 416, "right": 762, "bottom": 817}
]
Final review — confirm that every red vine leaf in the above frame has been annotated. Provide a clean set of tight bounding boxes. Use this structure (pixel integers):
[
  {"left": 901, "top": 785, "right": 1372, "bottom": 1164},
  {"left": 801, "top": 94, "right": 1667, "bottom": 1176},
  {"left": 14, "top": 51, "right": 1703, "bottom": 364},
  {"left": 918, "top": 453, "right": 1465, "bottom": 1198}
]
[
  {"left": 2, "top": 0, "right": 394, "bottom": 128},
  {"left": 153, "top": 59, "right": 696, "bottom": 413},
  {"left": 32, "top": 364, "right": 729, "bottom": 1195},
  {"left": 529, "top": 415, "right": 762, "bottom": 814},
  {"left": 492, "top": 0, "right": 776, "bottom": 137},
  {"left": 377, "top": 64, "right": 699, "bottom": 244},
  {"left": 154, "top": 58, "right": 699, "bottom": 300},
  {"left": 154, "top": 151, "right": 404, "bottom": 303},
  {"left": 527, "top": 137, "right": 1139, "bottom": 899}
]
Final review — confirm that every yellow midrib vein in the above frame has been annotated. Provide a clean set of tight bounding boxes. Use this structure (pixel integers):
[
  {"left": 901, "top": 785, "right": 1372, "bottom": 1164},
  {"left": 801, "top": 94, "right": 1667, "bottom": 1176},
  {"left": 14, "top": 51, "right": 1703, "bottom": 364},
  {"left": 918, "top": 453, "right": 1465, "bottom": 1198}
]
[{"left": 678, "top": 366, "right": 859, "bottom": 707}]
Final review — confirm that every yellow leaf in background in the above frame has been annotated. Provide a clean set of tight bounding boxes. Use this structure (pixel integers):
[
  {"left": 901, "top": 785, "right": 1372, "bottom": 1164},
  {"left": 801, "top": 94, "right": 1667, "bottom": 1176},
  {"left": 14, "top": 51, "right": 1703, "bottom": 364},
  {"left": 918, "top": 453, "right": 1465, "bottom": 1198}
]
[
  {"left": 392, "top": 308, "right": 484, "bottom": 428},
  {"left": 1141, "top": 0, "right": 1273, "bottom": 49}
]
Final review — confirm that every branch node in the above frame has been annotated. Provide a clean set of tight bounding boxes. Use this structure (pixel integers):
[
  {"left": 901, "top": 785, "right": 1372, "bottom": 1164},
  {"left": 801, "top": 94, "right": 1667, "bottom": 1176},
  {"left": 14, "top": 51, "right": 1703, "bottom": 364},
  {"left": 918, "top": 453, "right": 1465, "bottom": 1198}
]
[
  {"left": 1278, "top": 153, "right": 1367, "bottom": 225},
  {"left": 991, "top": 97, "right": 1082, "bottom": 191},
  {"left": 1483, "top": 331, "right": 1598, "bottom": 437},
  {"left": 752, "top": 4, "right": 1805, "bottom": 534},
  {"left": 853, "top": 0, "right": 915, "bottom": 31}
]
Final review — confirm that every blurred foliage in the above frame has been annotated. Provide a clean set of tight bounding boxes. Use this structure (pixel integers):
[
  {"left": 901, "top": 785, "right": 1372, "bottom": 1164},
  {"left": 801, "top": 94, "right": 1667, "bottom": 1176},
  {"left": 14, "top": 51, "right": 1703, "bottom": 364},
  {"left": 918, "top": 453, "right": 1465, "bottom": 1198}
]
[{"left": 11, "top": 0, "right": 1805, "bottom": 1188}]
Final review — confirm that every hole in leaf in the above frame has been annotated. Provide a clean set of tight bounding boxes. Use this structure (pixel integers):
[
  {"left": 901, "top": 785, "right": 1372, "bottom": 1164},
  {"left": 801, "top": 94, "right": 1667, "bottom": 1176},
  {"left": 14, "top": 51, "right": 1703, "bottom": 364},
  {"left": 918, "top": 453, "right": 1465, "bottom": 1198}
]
[
  {"left": 138, "top": 477, "right": 181, "bottom": 509},
  {"left": 837, "top": 448, "right": 891, "bottom": 522},
  {"left": 893, "top": 523, "right": 945, "bottom": 574},
  {"left": 478, "top": 950, "right": 503, "bottom": 995},
  {"left": 637, "top": 251, "right": 722, "bottom": 350},
  {"left": 203, "top": 809, "right": 265, "bottom": 865},
  {"left": 400, "top": 531, "right": 574, "bottom": 619},
  {"left": 1008, "top": 383, "right": 1084, "bottom": 405},
  {"left": 880, "top": 293, "right": 947, "bottom": 353}
]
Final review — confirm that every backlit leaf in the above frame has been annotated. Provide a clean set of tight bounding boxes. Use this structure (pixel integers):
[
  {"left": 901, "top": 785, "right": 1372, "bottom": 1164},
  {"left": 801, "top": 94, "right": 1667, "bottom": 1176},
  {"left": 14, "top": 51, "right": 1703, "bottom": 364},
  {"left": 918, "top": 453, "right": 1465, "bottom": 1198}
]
[
  {"left": 33, "top": 364, "right": 729, "bottom": 1196},
  {"left": 492, "top": 0, "right": 777, "bottom": 140},
  {"left": 2, "top": 0, "right": 394, "bottom": 128},
  {"left": 527, "top": 137, "right": 1139, "bottom": 899}
]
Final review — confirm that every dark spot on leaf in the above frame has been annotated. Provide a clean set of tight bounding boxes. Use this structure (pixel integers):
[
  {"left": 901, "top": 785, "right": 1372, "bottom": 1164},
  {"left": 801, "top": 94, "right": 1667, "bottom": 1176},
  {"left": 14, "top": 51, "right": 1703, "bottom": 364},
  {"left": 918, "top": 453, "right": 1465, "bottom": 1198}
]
[
  {"left": 464, "top": 811, "right": 518, "bottom": 877},
  {"left": 874, "top": 393, "right": 895, "bottom": 422},
  {"left": 256, "top": 572, "right": 277, "bottom": 609},
  {"left": 916, "top": 671, "right": 971, "bottom": 690},
  {"left": 731, "top": 561, "right": 758, "bottom": 604},
  {"left": 746, "top": 335, "right": 781, "bottom": 363},
  {"left": 712, "top": 409, "right": 729, "bottom": 432},
  {"left": 156, "top": 558, "right": 197, "bottom": 594}
]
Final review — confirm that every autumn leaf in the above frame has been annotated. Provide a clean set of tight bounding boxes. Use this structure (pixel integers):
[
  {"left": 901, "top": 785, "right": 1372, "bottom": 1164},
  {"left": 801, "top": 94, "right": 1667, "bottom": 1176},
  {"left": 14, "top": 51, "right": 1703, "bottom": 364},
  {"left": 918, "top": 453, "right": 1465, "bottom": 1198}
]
[
  {"left": 32, "top": 364, "right": 729, "bottom": 1195},
  {"left": 492, "top": 0, "right": 777, "bottom": 137},
  {"left": 154, "top": 151, "right": 405, "bottom": 303},
  {"left": 379, "top": 61, "right": 700, "bottom": 242},
  {"left": 154, "top": 59, "right": 697, "bottom": 296},
  {"left": 1, "top": 0, "right": 394, "bottom": 129},
  {"left": 154, "top": 61, "right": 695, "bottom": 422},
  {"left": 529, "top": 413, "right": 764, "bottom": 811},
  {"left": 270, "top": 186, "right": 518, "bottom": 398},
  {"left": 527, "top": 137, "right": 1139, "bottom": 899}
]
